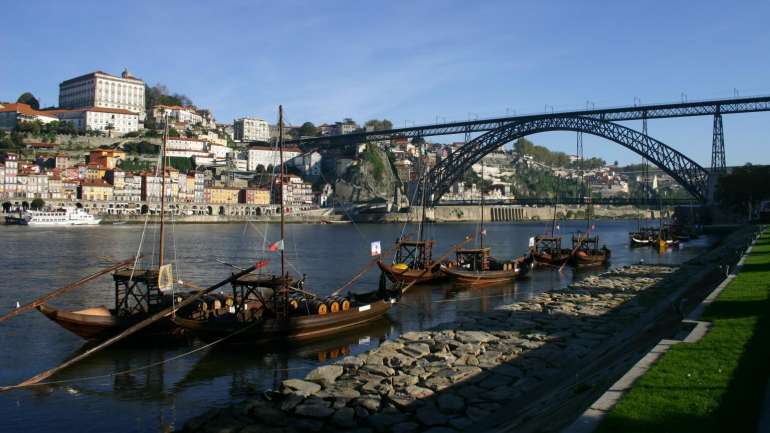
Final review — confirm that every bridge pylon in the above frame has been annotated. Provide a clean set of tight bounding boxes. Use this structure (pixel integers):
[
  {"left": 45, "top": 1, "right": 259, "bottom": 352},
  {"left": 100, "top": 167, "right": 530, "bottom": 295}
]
[
  {"left": 707, "top": 109, "right": 726, "bottom": 204},
  {"left": 711, "top": 110, "right": 726, "bottom": 174}
]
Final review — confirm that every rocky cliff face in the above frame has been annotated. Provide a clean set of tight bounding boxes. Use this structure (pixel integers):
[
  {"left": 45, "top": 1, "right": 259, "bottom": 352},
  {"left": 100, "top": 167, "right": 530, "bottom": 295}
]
[{"left": 335, "top": 145, "right": 401, "bottom": 206}]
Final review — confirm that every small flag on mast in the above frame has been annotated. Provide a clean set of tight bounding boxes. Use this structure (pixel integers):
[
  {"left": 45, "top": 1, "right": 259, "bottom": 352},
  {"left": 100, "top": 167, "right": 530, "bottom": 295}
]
[
  {"left": 371, "top": 241, "right": 382, "bottom": 256},
  {"left": 269, "top": 239, "right": 284, "bottom": 252}
]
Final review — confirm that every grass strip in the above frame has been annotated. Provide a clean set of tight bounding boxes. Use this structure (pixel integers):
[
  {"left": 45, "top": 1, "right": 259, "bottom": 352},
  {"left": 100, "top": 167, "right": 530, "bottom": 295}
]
[{"left": 596, "top": 229, "right": 770, "bottom": 433}]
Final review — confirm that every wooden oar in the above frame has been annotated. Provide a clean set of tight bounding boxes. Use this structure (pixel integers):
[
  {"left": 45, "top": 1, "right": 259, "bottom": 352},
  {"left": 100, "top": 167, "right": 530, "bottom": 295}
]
[
  {"left": 0, "top": 257, "right": 137, "bottom": 323},
  {"left": 1, "top": 263, "right": 258, "bottom": 391},
  {"left": 559, "top": 234, "right": 583, "bottom": 272}
]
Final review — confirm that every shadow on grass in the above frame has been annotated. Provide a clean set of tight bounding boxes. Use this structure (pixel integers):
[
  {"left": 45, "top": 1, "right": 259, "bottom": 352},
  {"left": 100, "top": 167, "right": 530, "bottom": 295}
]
[
  {"left": 597, "top": 233, "right": 770, "bottom": 433},
  {"left": 735, "top": 262, "right": 770, "bottom": 273},
  {"left": 710, "top": 298, "right": 770, "bottom": 433}
]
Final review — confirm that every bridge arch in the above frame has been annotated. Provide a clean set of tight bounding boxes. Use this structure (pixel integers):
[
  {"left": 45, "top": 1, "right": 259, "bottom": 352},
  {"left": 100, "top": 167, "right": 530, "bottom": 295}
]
[{"left": 423, "top": 117, "right": 710, "bottom": 204}]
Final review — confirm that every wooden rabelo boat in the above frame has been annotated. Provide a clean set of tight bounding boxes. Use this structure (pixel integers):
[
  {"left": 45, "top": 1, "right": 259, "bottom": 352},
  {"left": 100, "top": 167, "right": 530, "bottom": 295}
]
[
  {"left": 568, "top": 232, "right": 611, "bottom": 267},
  {"left": 530, "top": 235, "right": 572, "bottom": 267},
  {"left": 171, "top": 106, "right": 398, "bottom": 344},
  {"left": 378, "top": 239, "right": 445, "bottom": 284},
  {"left": 37, "top": 118, "right": 192, "bottom": 341},
  {"left": 440, "top": 159, "right": 533, "bottom": 287},
  {"left": 378, "top": 171, "right": 450, "bottom": 285},
  {"left": 529, "top": 192, "right": 571, "bottom": 267},
  {"left": 38, "top": 269, "right": 181, "bottom": 340},
  {"left": 441, "top": 248, "right": 533, "bottom": 287}
]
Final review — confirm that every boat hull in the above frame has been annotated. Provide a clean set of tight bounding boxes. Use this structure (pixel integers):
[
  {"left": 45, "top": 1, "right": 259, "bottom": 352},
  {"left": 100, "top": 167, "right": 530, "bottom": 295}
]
[
  {"left": 377, "top": 261, "right": 444, "bottom": 285},
  {"left": 172, "top": 299, "right": 394, "bottom": 343},
  {"left": 531, "top": 250, "right": 571, "bottom": 267},
  {"left": 37, "top": 304, "right": 176, "bottom": 340},
  {"left": 440, "top": 259, "right": 531, "bottom": 288},
  {"left": 569, "top": 251, "right": 611, "bottom": 268}
]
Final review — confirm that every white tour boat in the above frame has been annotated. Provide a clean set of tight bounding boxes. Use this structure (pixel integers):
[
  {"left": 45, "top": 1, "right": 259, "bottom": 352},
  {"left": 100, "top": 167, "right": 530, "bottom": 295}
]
[{"left": 21, "top": 207, "right": 101, "bottom": 226}]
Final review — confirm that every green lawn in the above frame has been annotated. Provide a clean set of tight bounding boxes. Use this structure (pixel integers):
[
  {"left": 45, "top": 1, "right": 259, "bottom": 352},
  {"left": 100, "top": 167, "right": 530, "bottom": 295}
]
[{"left": 596, "top": 229, "right": 770, "bottom": 433}]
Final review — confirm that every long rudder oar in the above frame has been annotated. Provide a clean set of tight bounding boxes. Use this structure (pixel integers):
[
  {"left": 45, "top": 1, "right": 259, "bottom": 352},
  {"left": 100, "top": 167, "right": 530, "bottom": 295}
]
[
  {"left": 0, "top": 257, "right": 137, "bottom": 323},
  {"left": 1, "top": 263, "right": 258, "bottom": 392}
]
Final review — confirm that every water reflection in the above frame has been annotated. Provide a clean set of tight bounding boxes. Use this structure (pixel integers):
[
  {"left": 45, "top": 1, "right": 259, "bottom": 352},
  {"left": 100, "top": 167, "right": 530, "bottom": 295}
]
[{"left": 0, "top": 221, "right": 715, "bottom": 433}]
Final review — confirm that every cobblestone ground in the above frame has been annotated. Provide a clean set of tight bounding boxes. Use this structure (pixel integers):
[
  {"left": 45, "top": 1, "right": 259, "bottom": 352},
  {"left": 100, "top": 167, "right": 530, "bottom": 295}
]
[{"left": 184, "top": 264, "right": 678, "bottom": 433}]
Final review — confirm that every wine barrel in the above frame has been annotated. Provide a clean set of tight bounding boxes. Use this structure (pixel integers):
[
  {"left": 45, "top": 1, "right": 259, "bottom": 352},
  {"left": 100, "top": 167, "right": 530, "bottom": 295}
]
[
  {"left": 327, "top": 298, "right": 341, "bottom": 313},
  {"left": 288, "top": 294, "right": 301, "bottom": 311},
  {"left": 341, "top": 297, "right": 351, "bottom": 311},
  {"left": 300, "top": 299, "right": 328, "bottom": 315}
]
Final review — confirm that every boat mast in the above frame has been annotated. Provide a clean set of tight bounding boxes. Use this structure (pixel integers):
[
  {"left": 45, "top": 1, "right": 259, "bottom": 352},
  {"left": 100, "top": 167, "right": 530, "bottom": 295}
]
[
  {"left": 551, "top": 183, "right": 558, "bottom": 237},
  {"left": 480, "top": 159, "right": 485, "bottom": 250},
  {"left": 158, "top": 114, "right": 168, "bottom": 268},
  {"left": 417, "top": 167, "right": 427, "bottom": 243},
  {"left": 278, "top": 105, "right": 287, "bottom": 317}
]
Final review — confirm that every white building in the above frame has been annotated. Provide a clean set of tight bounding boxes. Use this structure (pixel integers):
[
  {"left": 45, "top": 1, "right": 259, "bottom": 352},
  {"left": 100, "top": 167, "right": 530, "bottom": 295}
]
[
  {"left": 274, "top": 174, "right": 315, "bottom": 206},
  {"left": 247, "top": 144, "right": 301, "bottom": 171},
  {"left": 113, "top": 172, "right": 142, "bottom": 203},
  {"left": 59, "top": 69, "right": 145, "bottom": 118},
  {"left": 151, "top": 105, "right": 204, "bottom": 125},
  {"left": 166, "top": 137, "right": 208, "bottom": 153},
  {"left": 1, "top": 154, "right": 18, "bottom": 198},
  {"left": 234, "top": 117, "right": 270, "bottom": 142},
  {"left": 55, "top": 107, "right": 139, "bottom": 134},
  {"left": 0, "top": 103, "right": 58, "bottom": 130},
  {"left": 163, "top": 137, "right": 230, "bottom": 165}
]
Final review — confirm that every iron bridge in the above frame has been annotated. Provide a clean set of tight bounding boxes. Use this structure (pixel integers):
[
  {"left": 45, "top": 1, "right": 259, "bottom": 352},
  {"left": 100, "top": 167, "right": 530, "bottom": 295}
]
[{"left": 280, "top": 95, "right": 770, "bottom": 204}]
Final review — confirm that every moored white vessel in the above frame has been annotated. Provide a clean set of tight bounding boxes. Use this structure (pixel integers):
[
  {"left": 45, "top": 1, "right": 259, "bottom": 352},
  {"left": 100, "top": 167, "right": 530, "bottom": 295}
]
[{"left": 22, "top": 207, "right": 101, "bottom": 226}]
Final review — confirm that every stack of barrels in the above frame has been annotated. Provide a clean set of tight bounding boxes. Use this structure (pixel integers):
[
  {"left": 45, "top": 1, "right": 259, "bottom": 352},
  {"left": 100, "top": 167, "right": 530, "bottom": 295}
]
[{"left": 288, "top": 294, "right": 351, "bottom": 316}]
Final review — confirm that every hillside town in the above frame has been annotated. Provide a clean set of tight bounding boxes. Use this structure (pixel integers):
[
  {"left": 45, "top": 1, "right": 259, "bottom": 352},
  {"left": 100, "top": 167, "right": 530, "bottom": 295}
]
[{"left": 0, "top": 68, "right": 684, "bottom": 217}]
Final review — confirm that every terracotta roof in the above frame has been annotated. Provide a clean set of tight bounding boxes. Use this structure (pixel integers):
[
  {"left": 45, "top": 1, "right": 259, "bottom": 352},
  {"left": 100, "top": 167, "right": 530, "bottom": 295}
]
[
  {"left": 81, "top": 179, "right": 112, "bottom": 187},
  {"left": 0, "top": 103, "right": 58, "bottom": 118}
]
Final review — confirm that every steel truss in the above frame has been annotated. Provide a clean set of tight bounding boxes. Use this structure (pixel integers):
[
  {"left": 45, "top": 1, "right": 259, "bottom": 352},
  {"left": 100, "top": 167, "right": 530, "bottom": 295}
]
[
  {"left": 286, "top": 95, "right": 770, "bottom": 147},
  {"left": 711, "top": 112, "right": 726, "bottom": 173},
  {"left": 417, "top": 117, "right": 711, "bottom": 204}
]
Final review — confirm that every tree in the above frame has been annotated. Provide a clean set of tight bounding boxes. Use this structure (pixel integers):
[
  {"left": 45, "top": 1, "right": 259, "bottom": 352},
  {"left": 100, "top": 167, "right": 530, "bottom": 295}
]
[
  {"left": 365, "top": 119, "right": 393, "bottom": 131},
  {"left": 298, "top": 122, "right": 318, "bottom": 137},
  {"left": 145, "top": 84, "right": 193, "bottom": 109},
  {"left": 30, "top": 198, "right": 45, "bottom": 210},
  {"left": 17, "top": 92, "right": 40, "bottom": 110},
  {"left": 716, "top": 164, "right": 770, "bottom": 219}
]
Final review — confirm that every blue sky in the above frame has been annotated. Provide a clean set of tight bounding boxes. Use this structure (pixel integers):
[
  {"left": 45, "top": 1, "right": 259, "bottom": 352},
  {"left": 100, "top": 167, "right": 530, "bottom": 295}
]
[{"left": 1, "top": 0, "right": 768, "bottom": 166}]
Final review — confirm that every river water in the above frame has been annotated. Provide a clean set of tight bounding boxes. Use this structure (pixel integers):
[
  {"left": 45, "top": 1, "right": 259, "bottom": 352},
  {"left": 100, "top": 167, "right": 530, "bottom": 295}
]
[{"left": 0, "top": 220, "right": 714, "bottom": 432}]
